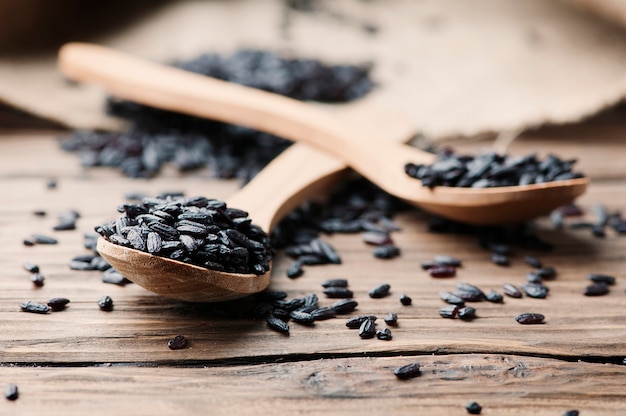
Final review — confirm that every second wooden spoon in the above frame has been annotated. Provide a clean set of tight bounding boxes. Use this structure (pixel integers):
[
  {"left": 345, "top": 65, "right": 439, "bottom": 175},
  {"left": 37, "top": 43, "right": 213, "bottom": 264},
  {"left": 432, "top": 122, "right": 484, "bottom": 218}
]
[{"left": 58, "top": 43, "right": 588, "bottom": 224}]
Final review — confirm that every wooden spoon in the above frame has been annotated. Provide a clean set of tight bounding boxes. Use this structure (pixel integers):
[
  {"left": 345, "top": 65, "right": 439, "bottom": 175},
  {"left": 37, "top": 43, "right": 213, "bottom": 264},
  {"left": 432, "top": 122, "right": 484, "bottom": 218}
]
[
  {"left": 95, "top": 98, "right": 416, "bottom": 302},
  {"left": 59, "top": 42, "right": 588, "bottom": 224},
  {"left": 95, "top": 143, "right": 327, "bottom": 302}
]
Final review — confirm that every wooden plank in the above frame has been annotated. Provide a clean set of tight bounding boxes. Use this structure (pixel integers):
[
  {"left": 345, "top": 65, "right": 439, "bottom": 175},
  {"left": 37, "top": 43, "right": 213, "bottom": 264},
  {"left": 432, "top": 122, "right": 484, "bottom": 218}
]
[
  {"left": 1, "top": 132, "right": 625, "bottom": 365},
  {"left": 0, "top": 354, "right": 624, "bottom": 415},
  {"left": 1, "top": 114, "right": 626, "bottom": 414}
]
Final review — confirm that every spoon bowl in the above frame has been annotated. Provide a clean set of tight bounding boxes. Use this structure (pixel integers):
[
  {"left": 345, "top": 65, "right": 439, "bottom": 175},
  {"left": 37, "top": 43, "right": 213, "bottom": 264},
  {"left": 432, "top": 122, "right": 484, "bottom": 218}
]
[
  {"left": 58, "top": 43, "right": 588, "bottom": 225},
  {"left": 97, "top": 238, "right": 269, "bottom": 302}
]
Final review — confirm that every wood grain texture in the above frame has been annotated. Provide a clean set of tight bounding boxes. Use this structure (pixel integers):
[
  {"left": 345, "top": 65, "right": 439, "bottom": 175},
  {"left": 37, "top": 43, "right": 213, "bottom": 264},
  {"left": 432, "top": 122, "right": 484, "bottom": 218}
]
[
  {"left": 0, "top": 113, "right": 626, "bottom": 414},
  {"left": 1, "top": 172, "right": 625, "bottom": 363},
  {"left": 1, "top": 355, "right": 624, "bottom": 416}
]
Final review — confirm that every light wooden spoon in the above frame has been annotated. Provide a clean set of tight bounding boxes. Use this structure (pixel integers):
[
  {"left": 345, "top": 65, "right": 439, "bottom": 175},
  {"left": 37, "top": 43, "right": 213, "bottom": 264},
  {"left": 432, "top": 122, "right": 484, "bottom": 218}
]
[
  {"left": 59, "top": 42, "right": 588, "bottom": 224},
  {"left": 95, "top": 143, "right": 326, "bottom": 302},
  {"left": 95, "top": 98, "right": 416, "bottom": 302}
]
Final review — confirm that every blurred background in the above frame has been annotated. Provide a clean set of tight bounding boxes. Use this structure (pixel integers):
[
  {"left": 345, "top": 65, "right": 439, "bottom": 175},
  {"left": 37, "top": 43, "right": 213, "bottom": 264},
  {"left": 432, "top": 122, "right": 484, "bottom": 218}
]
[{"left": 0, "top": 0, "right": 625, "bottom": 141}]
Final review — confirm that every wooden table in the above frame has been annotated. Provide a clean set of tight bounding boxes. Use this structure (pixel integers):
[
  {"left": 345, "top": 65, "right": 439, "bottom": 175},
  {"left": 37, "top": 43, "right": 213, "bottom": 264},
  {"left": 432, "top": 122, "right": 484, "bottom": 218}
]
[{"left": 1, "top": 105, "right": 625, "bottom": 415}]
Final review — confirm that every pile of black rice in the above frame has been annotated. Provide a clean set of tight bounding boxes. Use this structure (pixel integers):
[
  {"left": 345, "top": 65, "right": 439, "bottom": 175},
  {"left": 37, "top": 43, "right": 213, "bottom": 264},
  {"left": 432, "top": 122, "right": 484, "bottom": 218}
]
[
  {"left": 96, "top": 195, "right": 272, "bottom": 275},
  {"left": 60, "top": 49, "right": 374, "bottom": 181}
]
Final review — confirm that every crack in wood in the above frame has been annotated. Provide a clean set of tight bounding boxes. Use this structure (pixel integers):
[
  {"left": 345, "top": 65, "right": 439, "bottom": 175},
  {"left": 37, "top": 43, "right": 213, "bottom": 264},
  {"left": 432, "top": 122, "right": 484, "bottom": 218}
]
[{"left": 1, "top": 350, "right": 624, "bottom": 369}]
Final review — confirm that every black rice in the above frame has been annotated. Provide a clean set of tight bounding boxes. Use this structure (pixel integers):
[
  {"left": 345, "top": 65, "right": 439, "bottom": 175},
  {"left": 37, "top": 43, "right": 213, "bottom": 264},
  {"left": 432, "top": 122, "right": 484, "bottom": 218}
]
[
  {"left": 439, "top": 305, "right": 459, "bottom": 318},
  {"left": 303, "top": 293, "right": 319, "bottom": 308},
  {"left": 588, "top": 274, "right": 616, "bottom": 285},
  {"left": 455, "top": 283, "right": 485, "bottom": 301},
  {"left": 583, "top": 282, "right": 610, "bottom": 296},
  {"left": 54, "top": 209, "right": 80, "bottom": 231},
  {"left": 358, "top": 318, "right": 376, "bottom": 339},
  {"left": 273, "top": 298, "right": 305, "bottom": 311},
  {"left": 286, "top": 260, "right": 304, "bottom": 278},
  {"left": 420, "top": 261, "right": 436, "bottom": 270},
  {"left": 433, "top": 255, "right": 462, "bottom": 267},
  {"left": 331, "top": 298, "right": 358, "bottom": 314},
  {"left": 270, "top": 178, "right": 407, "bottom": 276},
  {"left": 376, "top": 328, "right": 392, "bottom": 340},
  {"left": 369, "top": 283, "right": 391, "bottom": 299},
  {"left": 310, "top": 306, "right": 336, "bottom": 320},
  {"left": 289, "top": 310, "right": 315, "bottom": 325},
  {"left": 393, "top": 363, "right": 421, "bottom": 380},
  {"left": 362, "top": 231, "right": 392, "bottom": 246},
  {"left": 536, "top": 267, "right": 557, "bottom": 279},
  {"left": 96, "top": 195, "right": 272, "bottom": 275},
  {"left": 20, "top": 301, "right": 50, "bottom": 314},
  {"left": 503, "top": 283, "right": 523, "bottom": 298},
  {"left": 383, "top": 313, "right": 398, "bottom": 326},
  {"left": 526, "top": 272, "right": 543, "bottom": 284},
  {"left": 90, "top": 256, "right": 111, "bottom": 271},
  {"left": 490, "top": 253, "right": 509, "bottom": 266},
  {"left": 167, "top": 334, "right": 188, "bottom": 350},
  {"left": 102, "top": 268, "right": 131, "bottom": 285},
  {"left": 266, "top": 315, "right": 290, "bottom": 334},
  {"left": 440, "top": 291, "right": 465, "bottom": 306},
  {"left": 321, "top": 279, "right": 348, "bottom": 288},
  {"left": 466, "top": 401, "right": 482, "bottom": 414},
  {"left": 30, "top": 234, "right": 58, "bottom": 245},
  {"left": 399, "top": 294, "right": 412, "bottom": 306},
  {"left": 484, "top": 289, "right": 504, "bottom": 303},
  {"left": 272, "top": 308, "right": 290, "bottom": 322},
  {"left": 310, "top": 238, "right": 341, "bottom": 264},
  {"left": 372, "top": 244, "right": 400, "bottom": 259},
  {"left": 22, "top": 261, "right": 39, "bottom": 273},
  {"left": 346, "top": 315, "right": 377, "bottom": 329},
  {"left": 4, "top": 383, "right": 18, "bottom": 401},
  {"left": 323, "top": 287, "right": 354, "bottom": 299},
  {"left": 591, "top": 224, "right": 606, "bottom": 238},
  {"left": 428, "top": 265, "right": 456, "bottom": 278},
  {"left": 69, "top": 260, "right": 96, "bottom": 271},
  {"left": 515, "top": 313, "right": 545, "bottom": 324},
  {"left": 72, "top": 254, "right": 97, "bottom": 263},
  {"left": 30, "top": 273, "right": 45, "bottom": 287},
  {"left": 47, "top": 297, "right": 70, "bottom": 311},
  {"left": 520, "top": 283, "right": 549, "bottom": 299},
  {"left": 97, "top": 295, "right": 114, "bottom": 311},
  {"left": 405, "top": 151, "right": 584, "bottom": 188},
  {"left": 523, "top": 255, "right": 542, "bottom": 269},
  {"left": 457, "top": 306, "right": 476, "bottom": 320},
  {"left": 557, "top": 204, "right": 584, "bottom": 217}
]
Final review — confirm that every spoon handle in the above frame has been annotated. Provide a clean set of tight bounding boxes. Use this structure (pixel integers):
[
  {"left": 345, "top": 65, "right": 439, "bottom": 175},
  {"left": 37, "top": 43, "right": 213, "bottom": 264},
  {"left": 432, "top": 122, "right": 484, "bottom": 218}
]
[
  {"left": 57, "top": 43, "right": 338, "bottom": 137},
  {"left": 228, "top": 142, "right": 346, "bottom": 233},
  {"left": 58, "top": 43, "right": 431, "bottom": 164}
]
